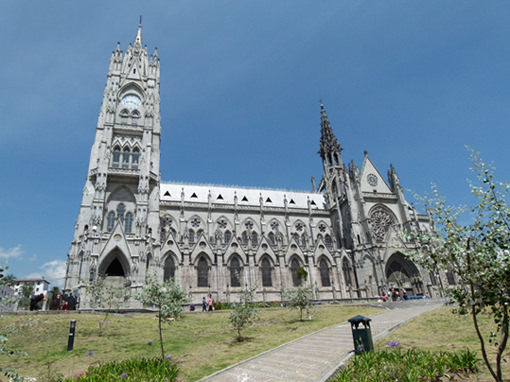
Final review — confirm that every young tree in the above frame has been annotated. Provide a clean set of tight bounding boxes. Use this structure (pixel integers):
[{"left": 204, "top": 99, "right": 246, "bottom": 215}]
[
  {"left": 137, "top": 276, "right": 187, "bottom": 360},
  {"left": 283, "top": 285, "right": 314, "bottom": 321},
  {"left": 85, "top": 276, "right": 127, "bottom": 334},
  {"left": 18, "top": 282, "right": 34, "bottom": 310},
  {"left": 412, "top": 149, "right": 510, "bottom": 382},
  {"left": 229, "top": 288, "right": 259, "bottom": 341}
]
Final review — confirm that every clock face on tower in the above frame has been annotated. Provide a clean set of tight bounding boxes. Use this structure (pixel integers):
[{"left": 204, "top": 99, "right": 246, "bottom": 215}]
[{"left": 121, "top": 94, "right": 141, "bottom": 110}]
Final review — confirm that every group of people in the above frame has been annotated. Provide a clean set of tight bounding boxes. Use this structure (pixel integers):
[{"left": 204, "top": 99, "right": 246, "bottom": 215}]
[
  {"left": 381, "top": 288, "right": 407, "bottom": 302},
  {"left": 202, "top": 295, "right": 214, "bottom": 312}
]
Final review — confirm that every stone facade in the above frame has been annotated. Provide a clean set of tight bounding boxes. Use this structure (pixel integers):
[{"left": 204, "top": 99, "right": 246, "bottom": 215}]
[{"left": 64, "top": 25, "right": 444, "bottom": 309}]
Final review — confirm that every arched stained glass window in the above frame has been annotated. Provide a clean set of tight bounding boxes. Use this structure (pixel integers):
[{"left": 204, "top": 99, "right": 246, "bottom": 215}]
[
  {"left": 224, "top": 230, "right": 232, "bottom": 244},
  {"left": 292, "top": 233, "right": 299, "bottom": 243},
  {"left": 320, "top": 259, "right": 331, "bottom": 287},
  {"left": 122, "top": 147, "right": 130, "bottom": 169},
  {"left": 107, "top": 211, "right": 115, "bottom": 231},
  {"left": 325, "top": 234, "right": 333, "bottom": 249},
  {"left": 291, "top": 258, "right": 301, "bottom": 287},
  {"left": 241, "top": 231, "right": 249, "bottom": 245},
  {"left": 131, "top": 148, "right": 140, "bottom": 169},
  {"left": 164, "top": 256, "right": 175, "bottom": 281},
  {"left": 268, "top": 232, "right": 276, "bottom": 246},
  {"left": 197, "top": 257, "right": 208, "bottom": 287},
  {"left": 251, "top": 232, "right": 258, "bottom": 246},
  {"left": 261, "top": 258, "right": 272, "bottom": 287},
  {"left": 125, "top": 212, "right": 133, "bottom": 233},
  {"left": 112, "top": 146, "right": 121, "bottom": 168},
  {"left": 342, "top": 259, "right": 352, "bottom": 286},
  {"left": 189, "top": 229, "right": 195, "bottom": 244},
  {"left": 230, "top": 257, "right": 241, "bottom": 287},
  {"left": 116, "top": 204, "right": 125, "bottom": 224}
]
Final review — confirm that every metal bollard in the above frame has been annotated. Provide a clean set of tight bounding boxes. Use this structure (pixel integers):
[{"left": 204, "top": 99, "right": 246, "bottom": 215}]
[{"left": 67, "top": 319, "right": 76, "bottom": 351}]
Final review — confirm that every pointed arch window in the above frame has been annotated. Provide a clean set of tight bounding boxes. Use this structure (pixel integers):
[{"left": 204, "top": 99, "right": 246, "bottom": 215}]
[
  {"left": 325, "top": 234, "right": 333, "bottom": 250},
  {"left": 131, "top": 110, "right": 140, "bottom": 125},
  {"left": 251, "top": 232, "right": 258, "bottom": 246},
  {"left": 261, "top": 258, "right": 272, "bottom": 287},
  {"left": 241, "top": 231, "right": 249, "bottom": 246},
  {"left": 342, "top": 259, "right": 352, "bottom": 286},
  {"left": 131, "top": 148, "right": 140, "bottom": 169},
  {"left": 268, "top": 232, "right": 276, "bottom": 246},
  {"left": 112, "top": 146, "right": 121, "bottom": 168},
  {"left": 230, "top": 257, "right": 241, "bottom": 287},
  {"left": 291, "top": 258, "right": 301, "bottom": 287},
  {"left": 292, "top": 233, "right": 299, "bottom": 243},
  {"left": 320, "top": 259, "right": 331, "bottom": 287},
  {"left": 197, "top": 257, "right": 208, "bottom": 287},
  {"left": 107, "top": 211, "right": 115, "bottom": 231},
  {"left": 116, "top": 204, "right": 125, "bottom": 224},
  {"left": 125, "top": 212, "right": 133, "bottom": 233},
  {"left": 189, "top": 229, "right": 195, "bottom": 244},
  {"left": 301, "top": 234, "right": 307, "bottom": 247},
  {"left": 122, "top": 147, "right": 131, "bottom": 169},
  {"left": 120, "top": 109, "right": 129, "bottom": 124},
  {"left": 224, "top": 230, "right": 232, "bottom": 244},
  {"left": 164, "top": 256, "right": 175, "bottom": 282}
]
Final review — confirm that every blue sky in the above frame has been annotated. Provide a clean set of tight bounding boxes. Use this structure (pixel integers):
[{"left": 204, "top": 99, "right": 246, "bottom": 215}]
[{"left": 1, "top": 1, "right": 509, "bottom": 288}]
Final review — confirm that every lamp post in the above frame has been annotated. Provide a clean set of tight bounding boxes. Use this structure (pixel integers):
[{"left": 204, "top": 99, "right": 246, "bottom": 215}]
[{"left": 67, "top": 319, "right": 76, "bottom": 351}]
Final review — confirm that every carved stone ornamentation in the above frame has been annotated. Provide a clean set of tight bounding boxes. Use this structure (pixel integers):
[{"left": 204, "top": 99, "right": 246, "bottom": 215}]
[{"left": 369, "top": 208, "right": 394, "bottom": 241}]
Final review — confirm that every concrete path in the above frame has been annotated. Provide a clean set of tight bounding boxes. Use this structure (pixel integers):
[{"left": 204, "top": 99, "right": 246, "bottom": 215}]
[{"left": 198, "top": 299, "right": 444, "bottom": 382}]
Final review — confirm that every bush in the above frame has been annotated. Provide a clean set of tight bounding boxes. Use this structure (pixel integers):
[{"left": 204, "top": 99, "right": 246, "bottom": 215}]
[
  {"left": 331, "top": 347, "right": 480, "bottom": 382},
  {"left": 65, "top": 356, "right": 178, "bottom": 382}
]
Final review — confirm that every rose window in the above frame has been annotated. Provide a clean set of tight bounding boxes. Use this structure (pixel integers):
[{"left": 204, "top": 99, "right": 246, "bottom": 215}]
[
  {"left": 218, "top": 219, "right": 227, "bottom": 229},
  {"left": 245, "top": 221, "right": 254, "bottom": 230},
  {"left": 191, "top": 217, "right": 200, "bottom": 228},
  {"left": 271, "top": 222, "right": 279, "bottom": 230},
  {"left": 370, "top": 208, "right": 394, "bottom": 241},
  {"left": 295, "top": 223, "right": 304, "bottom": 232},
  {"left": 318, "top": 223, "right": 327, "bottom": 233}
]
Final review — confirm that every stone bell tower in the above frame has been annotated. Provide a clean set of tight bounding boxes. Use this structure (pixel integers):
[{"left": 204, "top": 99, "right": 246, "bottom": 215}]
[{"left": 64, "top": 23, "right": 161, "bottom": 308}]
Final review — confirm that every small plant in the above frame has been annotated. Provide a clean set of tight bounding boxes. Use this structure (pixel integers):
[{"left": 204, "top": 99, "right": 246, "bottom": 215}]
[
  {"left": 229, "top": 288, "right": 259, "bottom": 341},
  {"left": 283, "top": 285, "right": 314, "bottom": 321},
  {"left": 137, "top": 275, "right": 187, "bottom": 360}
]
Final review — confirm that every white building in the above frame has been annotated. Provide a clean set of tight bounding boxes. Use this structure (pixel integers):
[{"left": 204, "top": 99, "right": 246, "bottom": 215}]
[
  {"left": 13, "top": 278, "right": 50, "bottom": 297},
  {"left": 64, "top": 24, "right": 446, "bottom": 309}
]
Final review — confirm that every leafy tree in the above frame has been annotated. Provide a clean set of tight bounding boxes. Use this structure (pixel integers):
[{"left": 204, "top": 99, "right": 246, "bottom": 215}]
[
  {"left": 18, "top": 282, "right": 34, "bottom": 310},
  {"left": 85, "top": 276, "right": 127, "bottom": 334},
  {"left": 137, "top": 276, "right": 187, "bottom": 360},
  {"left": 412, "top": 149, "right": 510, "bottom": 382},
  {"left": 229, "top": 288, "right": 259, "bottom": 341},
  {"left": 283, "top": 285, "right": 314, "bottom": 321}
]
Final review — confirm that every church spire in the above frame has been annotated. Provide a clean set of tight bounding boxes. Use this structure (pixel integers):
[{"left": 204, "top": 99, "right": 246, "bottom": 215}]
[
  {"left": 134, "top": 17, "right": 142, "bottom": 46},
  {"left": 319, "top": 103, "right": 342, "bottom": 167}
]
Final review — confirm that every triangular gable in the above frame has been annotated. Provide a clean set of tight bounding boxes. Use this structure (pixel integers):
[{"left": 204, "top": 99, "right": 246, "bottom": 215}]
[
  {"left": 360, "top": 154, "right": 392, "bottom": 194},
  {"left": 160, "top": 231, "right": 183, "bottom": 262},
  {"left": 284, "top": 236, "right": 306, "bottom": 264},
  {"left": 223, "top": 237, "right": 247, "bottom": 265},
  {"left": 312, "top": 236, "right": 333, "bottom": 257},
  {"left": 99, "top": 220, "right": 132, "bottom": 259},
  {"left": 253, "top": 236, "right": 278, "bottom": 265},
  {"left": 189, "top": 234, "right": 216, "bottom": 265}
]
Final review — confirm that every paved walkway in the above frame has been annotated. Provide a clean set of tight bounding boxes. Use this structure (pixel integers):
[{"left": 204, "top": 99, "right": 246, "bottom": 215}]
[{"left": 198, "top": 299, "right": 444, "bottom": 382}]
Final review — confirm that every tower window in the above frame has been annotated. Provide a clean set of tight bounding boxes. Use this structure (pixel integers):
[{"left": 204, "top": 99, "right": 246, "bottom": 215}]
[
  {"left": 125, "top": 212, "right": 133, "bottom": 233},
  {"left": 132, "top": 148, "right": 140, "bottom": 169},
  {"left": 107, "top": 211, "right": 115, "bottom": 231},
  {"left": 112, "top": 147, "right": 121, "bottom": 168},
  {"left": 122, "top": 148, "right": 130, "bottom": 168},
  {"left": 116, "top": 204, "right": 125, "bottom": 224}
]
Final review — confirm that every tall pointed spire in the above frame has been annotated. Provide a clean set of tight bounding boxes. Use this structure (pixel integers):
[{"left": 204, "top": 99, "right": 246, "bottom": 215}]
[
  {"left": 134, "top": 17, "right": 142, "bottom": 47},
  {"left": 319, "top": 104, "right": 342, "bottom": 164}
]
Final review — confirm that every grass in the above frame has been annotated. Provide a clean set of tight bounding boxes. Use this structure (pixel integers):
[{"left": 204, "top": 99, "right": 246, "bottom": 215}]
[
  {"left": 372, "top": 307, "right": 510, "bottom": 381},
  {"left": 0, "top": 304, "right": 381, "bottom": 382}
]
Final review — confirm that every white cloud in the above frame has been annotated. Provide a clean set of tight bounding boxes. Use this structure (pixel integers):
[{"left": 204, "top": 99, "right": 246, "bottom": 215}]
[
  {"left": 26, "top": 259, "right": 67, "bottom": 288},
  {"left": 0, "top": 245, "right": 24, "bottom": 259}
]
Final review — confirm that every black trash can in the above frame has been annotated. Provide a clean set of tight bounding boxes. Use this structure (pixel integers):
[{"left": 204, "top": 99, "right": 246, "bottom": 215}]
[{"left": 348, "top": 315, "right": 373, "bottom": 354}]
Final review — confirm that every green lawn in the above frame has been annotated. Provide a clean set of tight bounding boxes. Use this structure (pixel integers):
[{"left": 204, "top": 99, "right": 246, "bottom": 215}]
[{"left": 1, "top": 305, "right": 381, "bottom": 382}]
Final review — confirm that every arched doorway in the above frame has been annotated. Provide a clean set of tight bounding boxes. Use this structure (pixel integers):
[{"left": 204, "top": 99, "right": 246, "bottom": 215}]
[{"left": 385, "top": 252, "right": 423, "bottom": 296}]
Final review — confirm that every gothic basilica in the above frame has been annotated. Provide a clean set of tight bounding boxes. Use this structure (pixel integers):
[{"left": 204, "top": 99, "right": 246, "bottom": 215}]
[{"left": 64, "top": 25, "right": 445, "bottom": 309}]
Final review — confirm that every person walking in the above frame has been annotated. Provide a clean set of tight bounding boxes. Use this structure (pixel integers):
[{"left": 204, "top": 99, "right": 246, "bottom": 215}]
[
  {"left": 202, "top": 297, "right": 207, "bottom": 312},
  {"left": 207, "top": 294, "right": 214, "bottom": 312}
]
